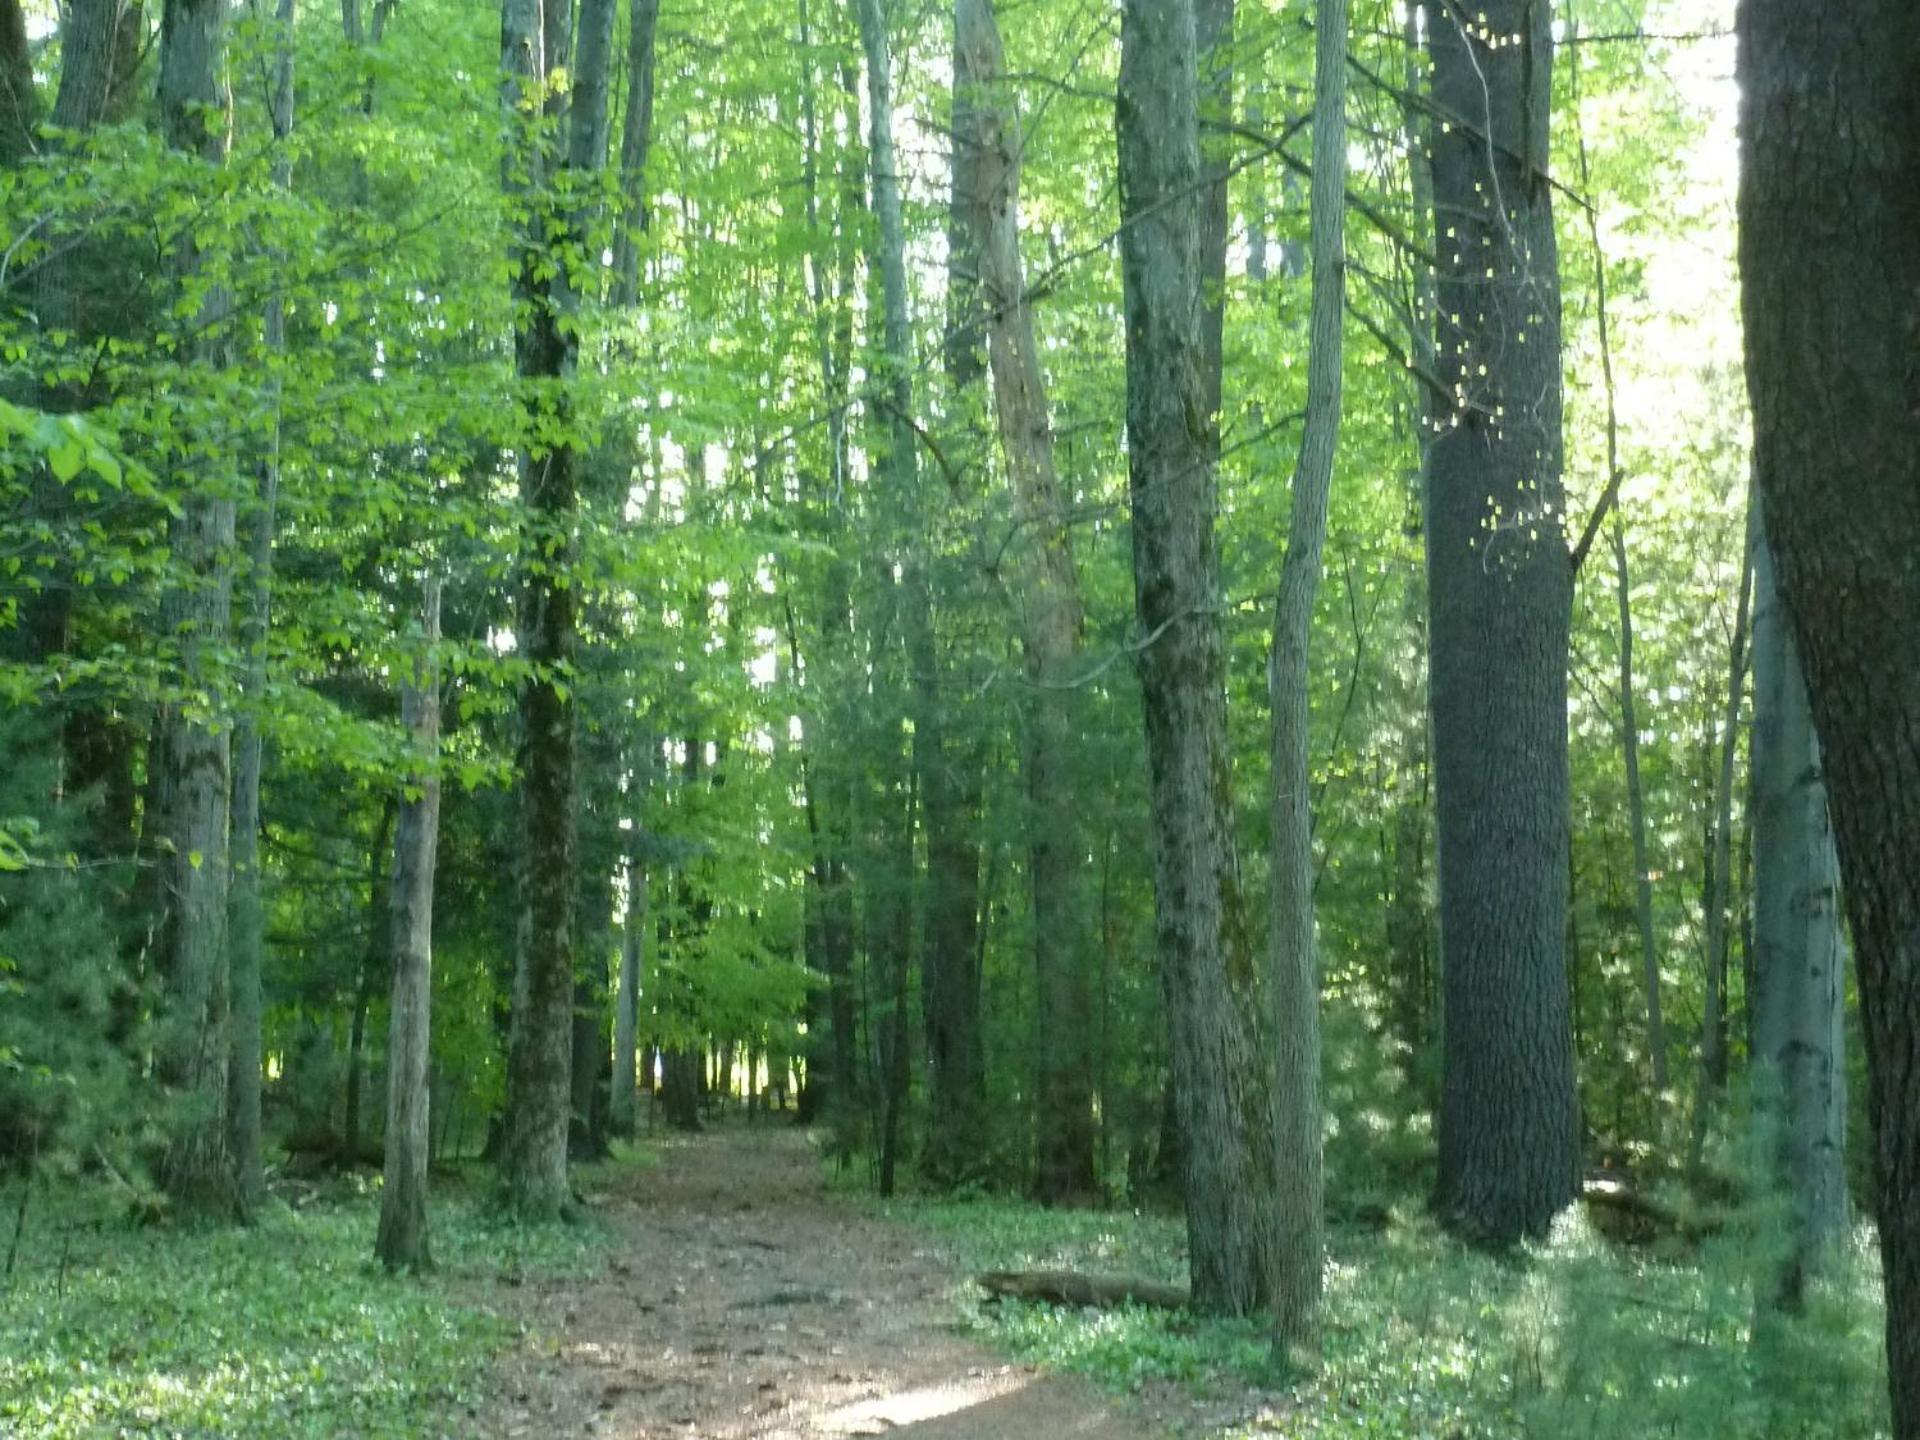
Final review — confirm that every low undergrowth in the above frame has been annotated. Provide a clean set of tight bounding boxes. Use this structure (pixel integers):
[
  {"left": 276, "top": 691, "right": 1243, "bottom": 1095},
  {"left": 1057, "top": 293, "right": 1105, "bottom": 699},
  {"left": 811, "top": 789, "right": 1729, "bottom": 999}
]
[
  {"left": 883, "top": 1191, "right": 1891, "bottom": 1440},
  {"left": 0, "top": 1147, "right": 647, "bottom": 1438}
]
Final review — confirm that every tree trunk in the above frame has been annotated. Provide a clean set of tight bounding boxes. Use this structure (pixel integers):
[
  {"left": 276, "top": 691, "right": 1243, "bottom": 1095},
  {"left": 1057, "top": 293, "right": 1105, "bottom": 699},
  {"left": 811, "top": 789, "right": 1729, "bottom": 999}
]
[
  {"left": 1116, "top": 0, "right": 1275, "bottom": 1315},
  {"left": 1424, "top": 0, "right": 1579, "bottom": 1246},
  {"left": 1738, "top": 5, "right": 1920, "bottom": 1431},
  {"left": 950, "top": 0, "right": 1090, "bottom": 1203},
  {"left": 0, "top": 0, "right": 35, "bottom": 165},
  {"left": 1266, "top": 0, "right": 1346, "bottom": 1352},
  {"left": 226, "top": 0, "right": 296, "bottom": 1221},
  {"left": 1747, "top": 496, "right": 1846, "bottom": 1312},
  {"left": 377, "top": 582, "right": 442, "bottom": 1273},
  {"left": 1692, "top": 511, "right": 1755, "bottom": 1170},
  {"left": 498, "top": 0, "right": 611, "bottom": 1220},
  {"left": 156, "top": 0, "right": 237, "bottom": 1214},
  {"left": 1609, "top": 518, "right": 1668, "bottom": 1101},
  {"left": 612, "top": 0, "right": 662, "bottom": 307}
]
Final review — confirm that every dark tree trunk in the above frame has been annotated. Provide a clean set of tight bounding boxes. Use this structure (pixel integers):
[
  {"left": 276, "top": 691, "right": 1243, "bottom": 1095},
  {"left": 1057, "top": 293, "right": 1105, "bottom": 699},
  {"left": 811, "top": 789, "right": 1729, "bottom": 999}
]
[
  {"left": 227, "top": 0, "right": 296, "bottom": 1221},
  {"left": 0, "top": 0, "right": 35, "bottom": 165},
  {"left": 377, "top": 582, "right": 442, "bottom": 1272},
  {"left": 1116, "top": 0, "right": 1275, "bottom": 1316},
  {"left": 155, "top": 0, "right": 237, "bottom": 1214},
  {"left": 1424, "top": 0, "right": 1579, "bottom": 1246},
  {"left": 1738, "top": 5, "right": 1920, "bottom": 1430}
]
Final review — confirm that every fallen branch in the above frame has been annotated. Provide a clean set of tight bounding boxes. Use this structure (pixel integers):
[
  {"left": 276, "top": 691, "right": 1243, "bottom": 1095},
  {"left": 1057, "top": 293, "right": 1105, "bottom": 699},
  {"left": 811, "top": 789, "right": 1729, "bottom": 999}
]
[{"left": 977, "top": 1269, "right": 1189, "bottom": 1311}]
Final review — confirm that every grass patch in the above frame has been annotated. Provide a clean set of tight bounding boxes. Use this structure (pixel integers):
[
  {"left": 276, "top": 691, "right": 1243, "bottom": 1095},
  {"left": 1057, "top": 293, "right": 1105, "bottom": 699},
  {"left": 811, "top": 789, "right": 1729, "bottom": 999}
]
[
  {"left": 0, "top": 1145, "right": 649, "bottom": 1438},
  {"left": 877, "top": 1191, "right": 1891, "bottom": 1439}
]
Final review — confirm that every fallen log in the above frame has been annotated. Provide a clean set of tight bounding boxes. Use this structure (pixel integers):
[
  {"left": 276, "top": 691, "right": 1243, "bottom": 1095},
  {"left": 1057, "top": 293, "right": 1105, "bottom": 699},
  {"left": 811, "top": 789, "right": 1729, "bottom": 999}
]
[{"left": 977, "top": 1269, "right": 1189, "bottom": 1311}]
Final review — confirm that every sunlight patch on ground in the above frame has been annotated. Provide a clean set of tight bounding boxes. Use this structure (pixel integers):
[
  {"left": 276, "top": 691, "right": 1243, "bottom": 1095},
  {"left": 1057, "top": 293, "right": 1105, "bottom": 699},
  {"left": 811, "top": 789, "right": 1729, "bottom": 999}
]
[{"left": 814, "top": 1372, "right": 1032, "bottom": 1434}]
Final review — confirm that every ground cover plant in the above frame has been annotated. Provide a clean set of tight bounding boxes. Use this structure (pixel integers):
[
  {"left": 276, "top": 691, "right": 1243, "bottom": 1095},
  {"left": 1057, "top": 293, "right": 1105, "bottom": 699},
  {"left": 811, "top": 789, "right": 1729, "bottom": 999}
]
[
  {"left": 0, "top": 1153, "right": 644, "bottom": 1438},
  {"left": 888, "top": 1190, "right": 1891, "bottom": 1439}
]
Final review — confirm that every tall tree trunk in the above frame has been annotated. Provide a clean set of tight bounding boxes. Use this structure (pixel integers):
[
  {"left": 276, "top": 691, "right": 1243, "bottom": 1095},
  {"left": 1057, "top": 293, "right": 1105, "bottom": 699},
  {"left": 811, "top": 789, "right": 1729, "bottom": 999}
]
[
  {"left": 792, "top": 4, "right": 864, "bottom": 1143},
  {"left": 344, "top": 801, "right": 394, "bottom": 1162},
  {"left": 1747, "top": 495, "right": 1846, "bottom": 1312},
  {"left": 853, "top": 0, "right": 925, "bottom": 1200},
  {"left": 1739, "top": 5, "right": 1920, "bottom": 1432},
  {"left": 1266, "top": 0, "right": 1346, "bottom": 1352},
  {"left": 377, "top": 581, "right": 442, "bottom": 1272},
  {"left": 1116, "top": 0, "right": 1274, "bottom": 1315},
  {"left": 227, "top": 0, "right": 296, "bottom": 1221},
  {"left": 156, "top": 0, "right": 237, "bottom": 1213},
  {"left": 499, "top": 0, "right": 611, "bottom": 1219},
  {"left": 0, "top": 0, "right": 35, "bottom": 165},
  {"left": 1691, "top": 510, "right": 1755, "bottom": 1170},
  {"left": 950, "top": 0, "right": 1090, "bottom": 1203},
  {"left": 1425, "top": 0, "right": 1579, "bottom": 1245},
  {"left": 612, "top": 0, "right": 662, "bottom": 307},
  {"left": 1609, "top": 518, "right": 1668, "bottom": 1101}
]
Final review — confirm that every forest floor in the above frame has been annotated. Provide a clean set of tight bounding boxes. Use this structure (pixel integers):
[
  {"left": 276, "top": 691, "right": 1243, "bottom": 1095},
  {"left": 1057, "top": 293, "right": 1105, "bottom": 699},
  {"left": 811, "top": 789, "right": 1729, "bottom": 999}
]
[{"left": 481, "top": 1124, "right": 1186, "bottom": 1439}]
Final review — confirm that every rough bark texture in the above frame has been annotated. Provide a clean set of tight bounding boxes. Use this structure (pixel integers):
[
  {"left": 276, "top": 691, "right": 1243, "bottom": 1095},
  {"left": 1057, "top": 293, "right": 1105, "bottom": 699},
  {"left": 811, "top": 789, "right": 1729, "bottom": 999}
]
[
  {"left": 499, "top": 0, "right": 581, "bottom": 1221},
  {"left": 0, "top": 0, "right": 34, "bottom": 165},
  {"left": 1747, "top": 503, "right": 1846, "bottom": 1310},
  {"left": 853, "top": 0, "right": 924, "bottom": 1202},
  {"left": 1266, "top": 0, "right": 1346, "bottom": 1350},
  {"left": 1116, "top": 0, "right": 1274, "bottom": 1316},
  {"left": 1425, "top": 0, "right": 1579, "bottom": 1246},
  {"left": 951, "top": 0, "right": 1091, "bottom": 1204},
  {"left": 377, "top": 582, "right": 441, "bottom": 1273},
  {"left": 612, "top": 0, "right": 662, "bottom": 307},
  {"left": 156, "top": 0, "right": 236, "bottom": 1213},
  {"left": 1738, "top": 6, "right": 1920, "bottom": 1432},
  {"left": 1609, "top": 518, "right": 1667, "bottom": 1098},
  {"left": 227, "top": 0, "right": 296, "bottom": 1220}
]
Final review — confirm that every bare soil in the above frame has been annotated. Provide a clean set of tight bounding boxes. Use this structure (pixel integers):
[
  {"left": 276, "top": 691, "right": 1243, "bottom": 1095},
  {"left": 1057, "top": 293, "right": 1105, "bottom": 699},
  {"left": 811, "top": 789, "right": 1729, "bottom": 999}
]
[{"left": 477, "top": 1124, "right": 1177, "bottom": 1439}]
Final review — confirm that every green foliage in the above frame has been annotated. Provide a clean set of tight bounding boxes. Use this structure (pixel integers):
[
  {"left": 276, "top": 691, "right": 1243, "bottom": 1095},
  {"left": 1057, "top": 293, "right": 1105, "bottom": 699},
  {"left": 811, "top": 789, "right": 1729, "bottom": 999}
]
[
  {"left": 0, "top": 1161, "right": 635, "bottom": 1438},
  {"left": 891, "top": 1194, "right": 1892, "bottom": 1440},
  {"left": 0, "top": 714, "right": 144, "bottom": 1180}
]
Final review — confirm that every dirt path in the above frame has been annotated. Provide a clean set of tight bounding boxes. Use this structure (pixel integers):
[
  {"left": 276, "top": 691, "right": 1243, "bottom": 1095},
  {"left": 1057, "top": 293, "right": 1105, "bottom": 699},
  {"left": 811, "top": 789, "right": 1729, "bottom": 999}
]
[{"left": 481, "top": 1126, "right": 1174, "bottom": 1439}]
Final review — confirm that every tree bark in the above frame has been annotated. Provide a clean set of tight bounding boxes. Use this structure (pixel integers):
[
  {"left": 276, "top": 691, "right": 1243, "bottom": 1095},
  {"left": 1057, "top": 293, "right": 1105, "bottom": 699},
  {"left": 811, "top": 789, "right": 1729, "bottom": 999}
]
[
  {"left": 950, "top": 0, "right": 1090, "bottom": 1203},
  {"left": 0, "top": 0, "right": 34, "bottom": 165},
  {"left": 1425, "top": 0, "right": 1579, "bottom": 1246},
  {"left": 227, "top": 0, "right": 296, "bottom": 1221},
  {"left": 853, "top": 0, "right": 925, "bottom": 1201},
  {"left": 156, "top": 0, "right": 237, "bottom": 1214},
  {"left": 612, "top": 0, "right": 662, "bottom": 307},
  {"left": 1746, "top": 496, "right": 1846, "bottom": 1312},
  {"left": 1738, "top": 5, "right": 1920, "bottom": 1431},
  {"left": 377, "top": 581, "right": 442, "bottom": 1272},
  {"left": 1266, "top": 0, "right": 1346, "bottom": 1351},
  {"left": 498, "top": 0, "right": 611, "bottom": 1219},
  {"left": 1117, "top": 0, "right": 1275, "bottom": 1315}
]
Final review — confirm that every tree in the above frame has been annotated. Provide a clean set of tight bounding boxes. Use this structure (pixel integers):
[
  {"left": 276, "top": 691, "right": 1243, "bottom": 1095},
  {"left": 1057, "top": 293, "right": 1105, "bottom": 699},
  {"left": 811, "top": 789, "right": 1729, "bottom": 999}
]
[
  {"left": 950, "top": 0, "right": 1091, "bottom": 1203},
  {"left": 497, "top": 0, "right": 610, "bottom": 1219},
  {"left": 227, "top": 0, "right": 297, "bottom": 1220},
  {"left": 1424, "top": 0, "right": 1579, "bottom": 1245},
  {"left": 1739, "top": 5, "right": 1919, "bottom": 1428},
  {"left": 1746, "top": 495, "right": 1845, "bottom": 1312},
  {"left": 1116, "top": 0, "right": 1274, "bottom": 1315},
  {"left": 1267, "top": 0, "right": 1347, "bottom": 1351},
  {"left": 377, "top": 581, "right": 442, "bottom": 1272},
  {"left": 156, "top": 0, "right": 239, "bottom": 1213}
]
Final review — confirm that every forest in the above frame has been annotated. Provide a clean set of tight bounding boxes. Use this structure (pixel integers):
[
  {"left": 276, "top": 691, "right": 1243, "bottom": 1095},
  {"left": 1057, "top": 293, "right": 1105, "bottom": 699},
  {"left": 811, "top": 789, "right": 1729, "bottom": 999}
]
[{"left": 1, "top": 0, "right": 1917, "bottom": 1434}]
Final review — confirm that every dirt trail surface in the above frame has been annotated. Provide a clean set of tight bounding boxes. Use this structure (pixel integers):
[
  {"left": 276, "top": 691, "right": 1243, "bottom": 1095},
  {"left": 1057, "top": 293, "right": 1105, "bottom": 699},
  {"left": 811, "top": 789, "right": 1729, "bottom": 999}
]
[{"left": 480, "top": 1127, "right": 1177, "bottom": 1439}]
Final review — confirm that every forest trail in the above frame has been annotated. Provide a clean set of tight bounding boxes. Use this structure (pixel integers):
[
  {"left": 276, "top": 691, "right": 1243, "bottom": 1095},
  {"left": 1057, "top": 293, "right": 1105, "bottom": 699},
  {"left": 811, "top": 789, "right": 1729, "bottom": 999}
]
[{"left": 481, "top": 1126, "right": 1173, "bottom": 1439}]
